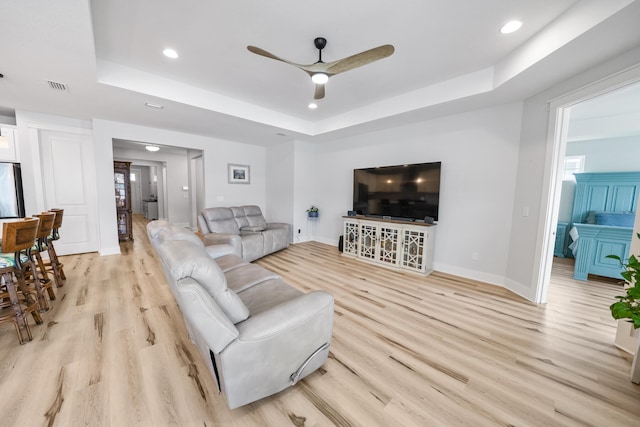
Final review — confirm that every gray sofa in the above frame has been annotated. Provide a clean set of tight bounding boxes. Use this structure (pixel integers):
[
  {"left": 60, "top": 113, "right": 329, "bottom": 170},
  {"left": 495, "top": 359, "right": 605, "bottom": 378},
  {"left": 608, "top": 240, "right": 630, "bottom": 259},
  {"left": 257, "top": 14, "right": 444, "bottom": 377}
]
[
  {"left": 147, "top": 220, "right": 334, "bottom": 409},
  {"left": 197, "top": 205, "right": 290, "bottom": 262}
]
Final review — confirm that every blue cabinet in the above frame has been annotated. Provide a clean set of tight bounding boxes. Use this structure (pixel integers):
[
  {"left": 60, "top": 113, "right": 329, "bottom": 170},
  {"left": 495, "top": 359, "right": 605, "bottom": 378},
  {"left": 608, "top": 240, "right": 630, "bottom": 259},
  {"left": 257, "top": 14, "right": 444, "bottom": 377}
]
[
  {"left": 554, "top": 222, "right": 569, "bottom": 257},
  {"left": 570, "top": 172, "right": 640, "bottom": 281}
]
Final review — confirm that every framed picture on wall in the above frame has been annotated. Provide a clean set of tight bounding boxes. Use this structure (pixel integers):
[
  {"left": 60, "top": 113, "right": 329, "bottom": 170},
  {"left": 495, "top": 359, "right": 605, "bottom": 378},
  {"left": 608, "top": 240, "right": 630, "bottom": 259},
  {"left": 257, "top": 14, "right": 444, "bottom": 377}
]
[{"left": 228, "top": 163, "right": 250, "bottom": 184}]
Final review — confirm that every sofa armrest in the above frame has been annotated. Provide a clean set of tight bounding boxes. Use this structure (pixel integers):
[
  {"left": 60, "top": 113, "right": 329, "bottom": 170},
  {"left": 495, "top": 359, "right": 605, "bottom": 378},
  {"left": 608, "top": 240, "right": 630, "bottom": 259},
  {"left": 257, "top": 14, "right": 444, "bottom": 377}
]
[
  {"left": 204, "top": 244, "right": 236, "bottom": 259},
  {"left": 197, "top": 214, "right": 210, "bottom": 235},
  {"left": 221, "top": 290, "right": 333, "bottom": 408},
  {"left": 266, "top": 222, "right": 290, "bottom": 231},
  {"left": 236, "top": 291, "right": 333, "bottom": 341},
  {"left": 176, "top": 280, "right": 240, "bottom": 353},
  {"left": 202, "top": 233, "right": 242, "bottom": 256}
]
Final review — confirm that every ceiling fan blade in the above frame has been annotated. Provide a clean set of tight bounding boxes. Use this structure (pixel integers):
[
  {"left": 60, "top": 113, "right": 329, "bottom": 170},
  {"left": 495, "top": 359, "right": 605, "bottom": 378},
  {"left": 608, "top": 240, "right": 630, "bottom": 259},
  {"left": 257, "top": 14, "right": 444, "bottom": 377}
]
[
  {"left": 247, "top": 45, "right": 306, "bottom": 69},
  {"left": 325, "top": 45, "right": 395, "bottom": 75},
  {"left": 314, "top": 84, "right": 325, "bottom": 100}
]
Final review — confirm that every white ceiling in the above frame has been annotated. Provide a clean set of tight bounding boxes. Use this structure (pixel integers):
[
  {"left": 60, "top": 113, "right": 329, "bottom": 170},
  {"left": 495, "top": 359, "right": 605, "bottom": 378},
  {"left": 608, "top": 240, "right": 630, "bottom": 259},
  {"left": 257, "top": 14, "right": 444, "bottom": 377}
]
[{"left": 1, "top": 0, "right": 639, "bottom": 146}]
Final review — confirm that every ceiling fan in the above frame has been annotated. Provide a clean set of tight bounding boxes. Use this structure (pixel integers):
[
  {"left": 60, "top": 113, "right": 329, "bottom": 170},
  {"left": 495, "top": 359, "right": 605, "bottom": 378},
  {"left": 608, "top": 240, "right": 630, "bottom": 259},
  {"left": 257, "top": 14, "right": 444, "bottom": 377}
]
[{"left": 247, "top": 37, "right": 394, "bottom": 100}]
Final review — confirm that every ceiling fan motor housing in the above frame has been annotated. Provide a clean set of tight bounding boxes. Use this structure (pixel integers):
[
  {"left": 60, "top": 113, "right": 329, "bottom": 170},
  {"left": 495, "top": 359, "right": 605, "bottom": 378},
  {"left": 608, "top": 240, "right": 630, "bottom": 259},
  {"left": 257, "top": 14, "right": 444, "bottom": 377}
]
[{"left": 314, "top": 37, "right": 327, "bottom": 50}]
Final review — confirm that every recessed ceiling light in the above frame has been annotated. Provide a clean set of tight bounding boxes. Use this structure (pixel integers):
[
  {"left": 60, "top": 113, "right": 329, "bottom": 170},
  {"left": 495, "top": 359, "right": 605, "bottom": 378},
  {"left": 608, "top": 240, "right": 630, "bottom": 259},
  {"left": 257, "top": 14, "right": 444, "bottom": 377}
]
[
  {"left": 145, "top": 102, "right": 164, "bottom": 109},
  {"left": 163, "top": 48, "right": 179, "bottom": 59},
  {"left": 500, "top": 20, "right": 522, "bottom": 34},
  {"left": 308, "top": 103, "right": 318, "bottom": 109},
  {"left": 145, "top": 145, "right": 160, "bottom": 152}
]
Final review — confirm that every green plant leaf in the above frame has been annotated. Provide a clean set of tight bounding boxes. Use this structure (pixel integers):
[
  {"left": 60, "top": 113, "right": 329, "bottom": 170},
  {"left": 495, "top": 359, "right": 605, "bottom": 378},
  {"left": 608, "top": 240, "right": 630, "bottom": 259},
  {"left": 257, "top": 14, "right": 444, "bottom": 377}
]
[
  {"left": 628, "top": 287, "right": 640, "bottom": 299},
  {"left": 607, "top": 235, "right": 640, "bottom": 329},
  {"left": 610, "top": 301, "right": 633, "bottom": 319}
]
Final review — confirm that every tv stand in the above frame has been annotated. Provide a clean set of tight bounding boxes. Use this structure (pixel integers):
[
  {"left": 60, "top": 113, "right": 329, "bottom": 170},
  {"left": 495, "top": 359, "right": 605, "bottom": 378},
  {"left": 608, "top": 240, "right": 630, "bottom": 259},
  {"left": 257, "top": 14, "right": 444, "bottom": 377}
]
[{"left": 342, "top": 216, "right": 435, "bottom": 275}]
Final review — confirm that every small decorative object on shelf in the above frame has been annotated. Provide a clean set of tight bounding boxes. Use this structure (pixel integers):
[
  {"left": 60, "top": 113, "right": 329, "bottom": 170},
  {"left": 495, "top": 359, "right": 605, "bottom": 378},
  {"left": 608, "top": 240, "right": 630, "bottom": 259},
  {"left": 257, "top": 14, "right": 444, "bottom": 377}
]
[{"left": 307, "top": 205, "right": 319, "bottom": 218}]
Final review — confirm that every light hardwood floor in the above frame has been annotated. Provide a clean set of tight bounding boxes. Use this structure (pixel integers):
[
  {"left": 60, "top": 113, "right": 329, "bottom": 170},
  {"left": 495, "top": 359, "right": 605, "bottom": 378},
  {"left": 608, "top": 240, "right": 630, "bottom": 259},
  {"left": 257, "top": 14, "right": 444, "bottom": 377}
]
[{"left": 0, "top": 214, "right": 638, "bottom": 426}]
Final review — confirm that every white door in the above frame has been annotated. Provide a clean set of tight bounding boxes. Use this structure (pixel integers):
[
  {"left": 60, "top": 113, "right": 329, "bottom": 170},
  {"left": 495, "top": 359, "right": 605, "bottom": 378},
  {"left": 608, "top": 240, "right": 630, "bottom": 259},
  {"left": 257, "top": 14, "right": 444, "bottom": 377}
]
[
  {"left": 130, "top": 168, "right": 143, "bottom": 214},
  {"left": 190, "top": 155, "right": 205, "bottom": 227},
  {"left": 39, "top": 130, "right": 99, "bottom": 255}
]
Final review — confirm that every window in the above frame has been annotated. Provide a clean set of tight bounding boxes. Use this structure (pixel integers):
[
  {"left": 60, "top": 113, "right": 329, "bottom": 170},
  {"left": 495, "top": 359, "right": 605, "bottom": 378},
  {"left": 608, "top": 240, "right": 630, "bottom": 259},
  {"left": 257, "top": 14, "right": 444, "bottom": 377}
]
[{"left": 563, "top": 155, "right": 585, "bottom": 180}]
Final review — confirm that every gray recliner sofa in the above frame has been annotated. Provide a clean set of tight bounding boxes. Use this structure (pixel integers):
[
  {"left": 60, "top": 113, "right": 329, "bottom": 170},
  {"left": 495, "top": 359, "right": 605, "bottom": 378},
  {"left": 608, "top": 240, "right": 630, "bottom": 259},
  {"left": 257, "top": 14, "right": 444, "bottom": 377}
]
[
  {"left": 197, "top": 205, "right": 290, "bottom": 262},
  {"left": 147, "top": 220, "right": 334, "bottom": 409}
]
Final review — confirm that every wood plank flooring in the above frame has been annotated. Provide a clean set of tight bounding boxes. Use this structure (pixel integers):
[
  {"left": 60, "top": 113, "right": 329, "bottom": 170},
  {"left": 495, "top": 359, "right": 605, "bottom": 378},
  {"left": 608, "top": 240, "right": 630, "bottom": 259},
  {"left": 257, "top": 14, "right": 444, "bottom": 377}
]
[{"left": 0, "top": 214, "right": 638, "bottom": 426}]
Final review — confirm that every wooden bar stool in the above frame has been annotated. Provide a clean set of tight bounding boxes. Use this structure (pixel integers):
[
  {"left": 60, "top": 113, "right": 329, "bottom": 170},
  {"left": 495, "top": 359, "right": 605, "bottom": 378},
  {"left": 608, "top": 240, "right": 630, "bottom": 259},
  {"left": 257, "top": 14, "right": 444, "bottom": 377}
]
[
  {"left": 27, "top": 212, "right": 57, "bottom": 305},
  {"left": 45, "top": 208, "right": 66, "bottom": 286},
  {"left": 0, "top": 218, "right": 44, "bottom": 343}
]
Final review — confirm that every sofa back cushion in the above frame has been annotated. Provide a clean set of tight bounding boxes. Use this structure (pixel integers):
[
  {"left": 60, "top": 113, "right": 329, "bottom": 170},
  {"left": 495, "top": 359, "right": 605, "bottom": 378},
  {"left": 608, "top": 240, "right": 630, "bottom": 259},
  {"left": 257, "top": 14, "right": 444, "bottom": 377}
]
[
  {"left": 157, "top": 240, "right": 249, "bottom": 324},
  {"left": 202, "top": 207, "right": 241, "bottom": 235},
  {"left": 232, "top": 205, "right": 267, "bottom": 229}
]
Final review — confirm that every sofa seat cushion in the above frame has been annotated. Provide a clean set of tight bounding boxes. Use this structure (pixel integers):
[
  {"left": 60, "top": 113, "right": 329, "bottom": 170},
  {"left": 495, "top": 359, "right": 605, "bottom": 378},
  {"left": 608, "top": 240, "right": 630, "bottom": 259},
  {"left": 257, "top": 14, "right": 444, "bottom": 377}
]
[
  {"left": 225, "top": 263, "right": 281, "bottom": 293},
  {"left": 214, "top": 254, "right": 249, "bottom": 273},
  {"left": 236, "top": 278, "right": 303, "bottom": 316},
  {"left": 205, "top": 244, "right": 236, "bottom": 259}
]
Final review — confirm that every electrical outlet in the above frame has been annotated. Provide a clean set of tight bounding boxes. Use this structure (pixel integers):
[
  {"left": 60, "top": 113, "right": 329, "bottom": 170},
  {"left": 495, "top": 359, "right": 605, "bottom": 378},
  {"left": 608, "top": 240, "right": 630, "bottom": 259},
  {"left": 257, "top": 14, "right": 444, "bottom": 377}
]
[{"left": 472, "top": 252, "right": 479, "bottom": 261}]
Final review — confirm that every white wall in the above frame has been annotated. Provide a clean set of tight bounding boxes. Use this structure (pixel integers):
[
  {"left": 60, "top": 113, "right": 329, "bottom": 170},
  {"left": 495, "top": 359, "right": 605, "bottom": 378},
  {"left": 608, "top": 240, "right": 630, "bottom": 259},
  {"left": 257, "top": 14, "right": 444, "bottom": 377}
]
[
  {"left": 307, "top": 103, "right": 523, "bottom": 286},
  {"left": 567, "top": 135, "right": 640, "bottom": 171},
  {"left": 292, "top": 141, "right": 319, "bottom": 243},
  {"left": 265, "top": 140, "right": 295, "bottom": 240}
]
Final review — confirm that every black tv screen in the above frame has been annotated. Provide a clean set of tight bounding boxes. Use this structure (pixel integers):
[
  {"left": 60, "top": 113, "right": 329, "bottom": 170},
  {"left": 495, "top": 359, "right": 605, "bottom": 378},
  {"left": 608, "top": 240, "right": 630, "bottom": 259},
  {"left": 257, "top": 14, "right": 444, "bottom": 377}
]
[{"left": 353, "top": 162, "right": 441, "bottom": 222}]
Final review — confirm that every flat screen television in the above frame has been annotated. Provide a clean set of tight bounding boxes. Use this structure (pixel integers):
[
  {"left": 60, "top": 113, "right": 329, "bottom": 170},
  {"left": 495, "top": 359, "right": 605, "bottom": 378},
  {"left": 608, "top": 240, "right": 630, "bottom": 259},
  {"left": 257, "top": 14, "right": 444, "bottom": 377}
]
[{"left": 353, "top": 161, "right": 441, "bottom": 222}]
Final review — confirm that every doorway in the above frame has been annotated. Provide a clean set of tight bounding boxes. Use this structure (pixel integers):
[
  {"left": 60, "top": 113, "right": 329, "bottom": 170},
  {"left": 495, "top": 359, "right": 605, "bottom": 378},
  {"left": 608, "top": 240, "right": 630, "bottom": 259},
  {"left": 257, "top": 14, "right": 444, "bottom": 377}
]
[
  {"left": 111, "top": 139, "right": 203, "bottom": 229},
  {"left": 537, "top": 73, "right": 640, "bottom": 304}
]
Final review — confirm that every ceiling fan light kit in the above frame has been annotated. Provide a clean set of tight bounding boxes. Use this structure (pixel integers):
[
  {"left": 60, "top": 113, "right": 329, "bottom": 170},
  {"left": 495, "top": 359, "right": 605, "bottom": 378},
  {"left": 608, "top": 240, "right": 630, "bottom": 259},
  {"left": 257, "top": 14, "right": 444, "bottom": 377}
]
[
  {"left": 247, "top": 37, "right": 394, "bottom": 100},
  {"left": 311, "top": 73, "right": 329, "bottom": 85}
]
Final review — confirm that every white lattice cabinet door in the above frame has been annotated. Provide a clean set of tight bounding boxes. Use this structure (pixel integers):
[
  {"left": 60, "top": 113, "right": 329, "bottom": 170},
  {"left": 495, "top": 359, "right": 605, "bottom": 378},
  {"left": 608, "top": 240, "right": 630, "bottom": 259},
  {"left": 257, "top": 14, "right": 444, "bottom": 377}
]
[
  {"left": 358, "top": 221, "right": 378, "bottom": 261},
  {"left": 376, "top": 224, "right": 401, "bottom": 267},
  {"left": 400, "top": 226, "right": 434, "bottom": 274},
  {"left": 343, "top": 219, "right": 359, "bottom": 256}
]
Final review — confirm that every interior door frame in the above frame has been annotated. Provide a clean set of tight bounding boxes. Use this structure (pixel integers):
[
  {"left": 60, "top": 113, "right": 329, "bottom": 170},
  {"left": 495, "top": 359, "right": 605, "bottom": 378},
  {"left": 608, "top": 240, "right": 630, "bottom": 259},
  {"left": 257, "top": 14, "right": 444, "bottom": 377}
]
[{"left": 535, "top": 65, "right": 640, "bottom": 304}]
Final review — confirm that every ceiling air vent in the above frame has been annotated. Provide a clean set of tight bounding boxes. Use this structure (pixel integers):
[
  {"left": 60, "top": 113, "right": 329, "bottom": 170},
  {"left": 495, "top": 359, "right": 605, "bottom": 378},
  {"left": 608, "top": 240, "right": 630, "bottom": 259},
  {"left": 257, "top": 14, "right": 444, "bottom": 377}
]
[{"left": 46, "top": 80, "right": 69, "bottom": 91}]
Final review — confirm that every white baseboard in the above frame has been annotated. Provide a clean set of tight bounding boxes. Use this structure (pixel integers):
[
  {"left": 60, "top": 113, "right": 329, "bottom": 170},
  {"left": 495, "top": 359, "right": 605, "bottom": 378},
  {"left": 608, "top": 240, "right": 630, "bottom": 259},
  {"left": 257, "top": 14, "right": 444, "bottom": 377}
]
[
  {"left": 432, "top": 262, "right": 535, "bottom": 302},
  {"left": 99, "top": 246, "right": 121, "bottom": 256}
]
